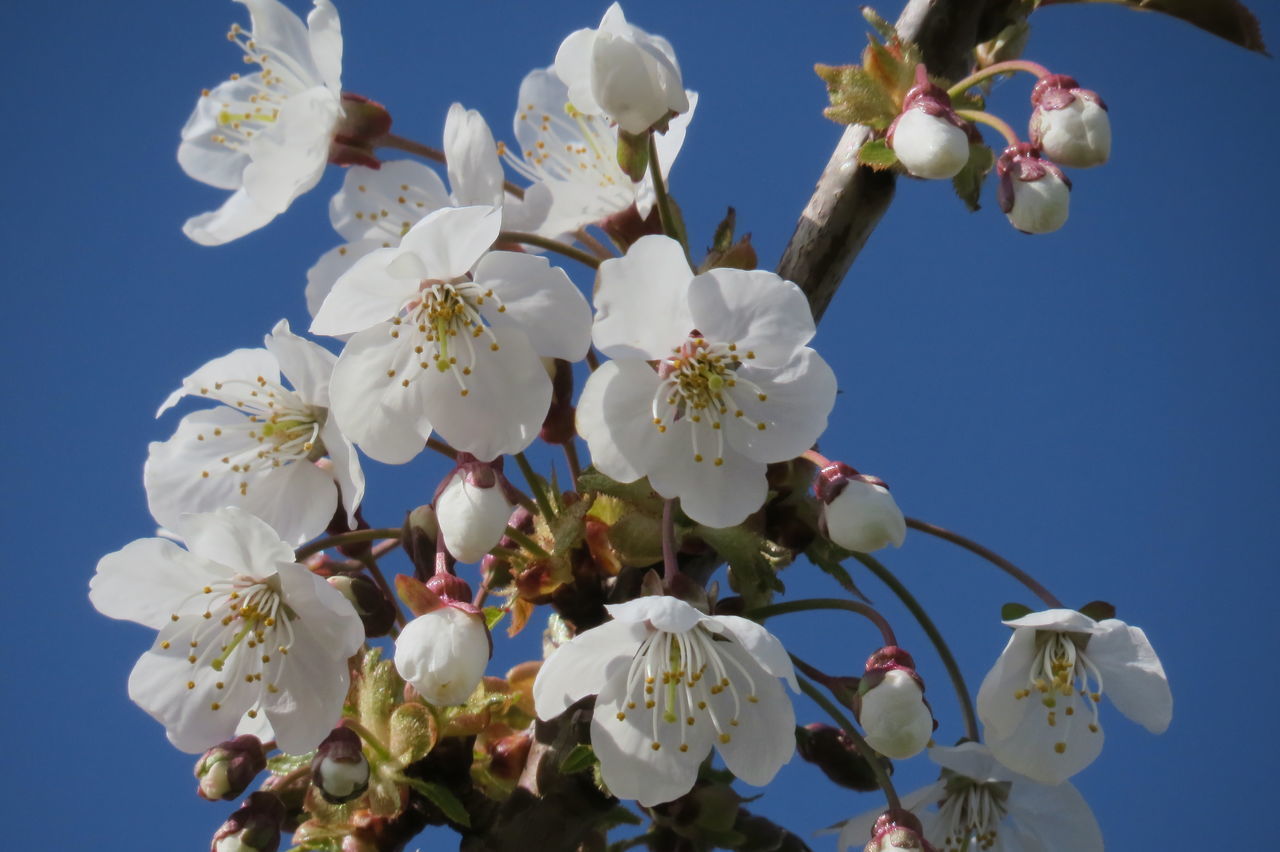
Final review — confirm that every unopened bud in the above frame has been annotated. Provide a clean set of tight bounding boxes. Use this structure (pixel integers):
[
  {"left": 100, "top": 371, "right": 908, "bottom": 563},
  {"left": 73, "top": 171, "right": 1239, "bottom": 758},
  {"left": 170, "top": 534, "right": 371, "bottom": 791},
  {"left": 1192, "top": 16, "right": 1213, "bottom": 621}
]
[
  {"left": 310, "top": 727, "right": 370, "bottom": 804},
  {"left": 196, "top": 735, "right": 267, "bottom": 801},
  {"left": 1029, "top": 74, "right": 1110, "bottom": 169},
  {"left": 394, "top": 605, "right": 491, "bottom": 706},
  {"left": 795, "top": 723, "right": 883, "bottom": 792},
  {"left": 816, "top": 463, "right": 905, "bottom": 553},
  {"left": 487, "top": 732, "right": 533, "bottom": 782},
  {"left": 539, "top": 358, "right": 576, "bottom": 445},
  {"left": 211, "top": 791, "right": 285, "bottom": 852},
  {"left": 856, "top": 647, "right": 935, "bottom": 761},
  {"left": 436, "top": 465, "right": 513, "bottom": 563},
  {"left": 997, "top": 143, "right": 1071, "bottom": 234},
  {"left": 865, "top": 809, "right": 933, "bottom": 852},
  {"left": 328, "top": 574, "right": 397, "bottom": 638},
  {"left": 887, "top": 66, "right": 971, "bottom": 180}
]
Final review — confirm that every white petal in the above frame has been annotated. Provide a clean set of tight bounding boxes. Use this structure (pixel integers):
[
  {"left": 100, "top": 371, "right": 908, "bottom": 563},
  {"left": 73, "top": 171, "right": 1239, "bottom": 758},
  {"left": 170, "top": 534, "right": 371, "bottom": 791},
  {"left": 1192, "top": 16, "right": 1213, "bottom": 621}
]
[
  {"left": 306, "top": 0, "right": 343, "bottom": 92},
  {"left": 1007, "top": 172, "right": 1070, "bottom": 235},
  {"left": 1002, "top": 608, "right": 1098, "bottom": 632},
  {"left": 533, "top": 618, "right": 647, "bottom": 719},
  {"left": 128, "top": 639, "right": 251, "bottom": 753},
  {"left": 976, "top": 627, "right": 1039, "bottom": 737},
  {"left": 178, "top": 76, "right": 259, "bottom": 189},
  {"left": 983, "top": 687, "right": 1103, "bottom": 785},
  {"left": 575, "top": 359, "right": 665, "bottom": 484},
  {"left": 394, "top": 608, "right": 491, "bottom": 706},
  {"left": 310, "top": 246, "right": 412, "bottom": 337},
  {"left": 823, "top": 479, "right": 906, "bottom": 553},
  {"left": 858, "top": 670, "right": 932, "bottom": 759},
  {"left": 553, "top": 28, "right": 603, "bottom": 116},
  {"left": 183, "top": 186, "right": 279, "bottom": 246},
  {"left": 891, "top": 108, "right": 970, "bottom": 180},
  {"left": 646, "top": 438, "right": 768, "bottom": 529},
  {"left": 329, "top": 160, "right": 449, "bottom": 242},
  {"left": 707, "top": 640, "right": 796, "bottom": 785},
  {"left": 606, "top": 596, "right": 702, "bottom": 633},
  {"left": 240, "top": 86, "right": 337, "bottom": 212},
  {"left": 321, "top": 417, "right": 364, "bottom": 526},
  {"left": 703, "top": 615, "right": 798, "bottom": 690},
  {"left": 157, "top": 346, "right": 279, "bottom": 417},
  {"left": 1087, "top": 620, "right": 1172, "bottom": 734},
  {"left": 444, "top": 103, "right": 505, "bottom": 209},
  {"left": 90, "top": 538, "right": 230, "bottom": 629},
  {"left": 306, "top": 240, "right": 380, "bottom": 322},
  {"left": 264, "top": 318, "right": 336, "bottom": 406},
  {"left": 592, "top": 235, "right": 694, "bottom": 359},
  {"left": 722, "top": 351, "right": 837, "bottom": 465},
  {"left": 472, "top": 251, "right": 592, "bottom": 361},
  {"left": 436, "top": 475, "right": 514, "bottom": 563},
  {"left": 328, "top": 326, "right": 432, "bottom": 464},
  {"left": 174, "top": 506, "right": 296, "bottom": 578},
  {"left": 687, "top": 270, "right": 815, "bottom": 367},
  {"left": 396, "top": 205, "right": 501, "bottom": 281},
  {"left": 928, "top": 742, "right": 1007, "bottom": 782},
  {"left": 1005, "top": 776, "right": 1103, "bottom": 852},
  {"left": 237, "top": 0, "right": 318, "bottom": 85}
]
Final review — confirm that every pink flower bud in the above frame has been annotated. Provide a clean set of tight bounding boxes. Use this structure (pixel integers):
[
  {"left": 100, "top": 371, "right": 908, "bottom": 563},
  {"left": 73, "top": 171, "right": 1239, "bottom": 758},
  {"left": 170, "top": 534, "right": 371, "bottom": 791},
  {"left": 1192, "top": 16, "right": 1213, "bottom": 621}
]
[
  {"left": 886, "top": 67, "right": 972, "bottom": 180},
  {"left": 864, "top": 809, "right": 935, "bottom": 852},
  {"left": 393, "top": 605, "right": 491, "bottom": 706},
  {"left": 816, "top": 463, "right": 906, "bottom": 553},
  {"left": 856, "top": 647, "right": 935, "bottom": 760},
  {"left": 997, "top": 143, "right": 1071, "bottom": 234},
  {"left": 1029, "top": 75, "right": 1110, "bottom": 169},
  {"left": 310, "top": 727, "right": 370, "bottom": 804},
  {"left": 210, "top": 791, "right": 285, "bottom": 852},
  {"left": 195, "top": 735, "right": 267, "bottom": 802}
]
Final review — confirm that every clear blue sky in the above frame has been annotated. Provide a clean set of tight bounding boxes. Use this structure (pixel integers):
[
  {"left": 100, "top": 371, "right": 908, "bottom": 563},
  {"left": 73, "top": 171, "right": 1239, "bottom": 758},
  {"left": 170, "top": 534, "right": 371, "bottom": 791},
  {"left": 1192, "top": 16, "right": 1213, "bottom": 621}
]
[{"left": 5, "top": 1, "right": 1276, "bottom": 848}]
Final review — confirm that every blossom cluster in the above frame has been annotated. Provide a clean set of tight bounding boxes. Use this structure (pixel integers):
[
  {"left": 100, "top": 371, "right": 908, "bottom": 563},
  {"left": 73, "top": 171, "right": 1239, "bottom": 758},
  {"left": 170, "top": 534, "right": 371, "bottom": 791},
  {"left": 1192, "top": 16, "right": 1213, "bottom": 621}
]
[{"left": 88, "top": 2, "right": 1188, "bottom": 850}]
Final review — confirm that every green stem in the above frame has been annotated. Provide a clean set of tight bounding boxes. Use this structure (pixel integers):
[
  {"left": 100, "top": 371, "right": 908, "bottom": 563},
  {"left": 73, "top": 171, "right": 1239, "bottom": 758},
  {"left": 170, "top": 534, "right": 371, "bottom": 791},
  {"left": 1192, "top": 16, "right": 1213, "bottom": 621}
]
[
  {"left": 575, "top": 227, "right": 616, "bottom": 260},
  {"left": 747, "top": 597, "right": 896, "bottom": 647},
  {"left": 498, "top": 231, "right": 601, "bottom": 269},
  {"left": 852, "top": 552, "right": 979, "bottom": 742},
  {"left": 646, "top": 133, "right": 691, "bottom": 267},
  {"left": 295, "top": 528, "right": 402, "bottom": 561},
  {"left": 503, "top": 525, "right": 550, "bottom": 559},
  {"left": 426, "top": 437, "right": 458, "bottom": 460},
  {"left": 904, "top": 517, "right": 1064, "bottom": 609},
  {"left": 342, "top": 718, "right": 394, "bottom": 763},
  {"left": 795, "top": 673, "right": 900, "bottom": 811},
  {"left": 946, "top": 59, "right": 1052, "bottom": 99},
  {"left": 955, "top": 109, "right": 1020, "bottom": 148},
  {"left": 562, "top": 441, "right": 582, "bottom": 491},
  {"left": 513, "top": 452, "right": 556, "bottom": 521}
]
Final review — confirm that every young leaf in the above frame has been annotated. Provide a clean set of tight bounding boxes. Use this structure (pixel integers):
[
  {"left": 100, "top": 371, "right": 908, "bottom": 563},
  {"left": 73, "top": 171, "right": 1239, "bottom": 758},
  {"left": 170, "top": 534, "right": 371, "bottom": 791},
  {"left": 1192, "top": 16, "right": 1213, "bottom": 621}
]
[
  {"left": 951, "top": 143, "right": 995, "bottom": 211},
  {"left": 857, "top": 139, "right": 899, "bottom": 170},
  {"left": 402, "top": 778, "right": 472, "bottom": 827},
  {"left": 815, "top": 63, "right": 899, "bottom": 129},
  {"left": 559, "top": 743, "right": 599, "bottom": 774}
]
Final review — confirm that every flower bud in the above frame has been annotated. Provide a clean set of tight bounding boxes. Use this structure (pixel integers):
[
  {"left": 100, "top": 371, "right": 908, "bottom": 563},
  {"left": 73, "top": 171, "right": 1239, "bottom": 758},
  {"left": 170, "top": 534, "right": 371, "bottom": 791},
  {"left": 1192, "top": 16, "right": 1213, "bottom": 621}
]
[
  {"left": 487, "top": 732, "right": 533, "bottom": 782},
  {"left": 865, "top": 809, "right": 934, "bottom": 852},
  {"left": 310, "top": 727, "right": 370, "bottom": 804},
  {"left": 328, "top": 574, "right": 398, "bottom": 638},
  {"left": 887, "top": 67, "right": 971, "bottom": 180},
  {"left": 394, "top": 605, "right": 491, "bottom": 706},
  {"left": 436, "top": 466, "right": 514, "bottom": 564},
  {"left": 196, "top": 735, "right": 267, "bottom": 801},
  {"left": 816, "top": 463, "right": 905, "bottom": 553},
  {"left": 795, "top": 723, "right": 883, "bottom": 792},
  {"left": 211, "top": 791, "right": 285, "bottom": 852},
  {"left": 539, "top": 359, "right": 576, "bottom": 445},
  {"left": 856, "top": 647, "right": 934, "bottom": 761},
  {"left": 1029, "top": 74, "right": 1110, "bottom": 169},
  {"left": 554, "top": 2, "right": 690, "bottom": 135},
  {"left": 997, "top": 143, "right": 1071, "bottom": 234}
]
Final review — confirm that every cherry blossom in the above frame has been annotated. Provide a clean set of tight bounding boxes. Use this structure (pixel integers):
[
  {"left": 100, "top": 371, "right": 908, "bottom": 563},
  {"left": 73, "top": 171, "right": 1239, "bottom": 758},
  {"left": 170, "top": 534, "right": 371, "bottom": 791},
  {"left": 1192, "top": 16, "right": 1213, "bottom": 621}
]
[
  {"left": 180, "top": 0, "right": 345, "bottom": 245},
  {"left": 533, "top": 596, "right": 797, "bottom": 807},
  {"left": 311, "top": 205, "right": 592, "bottom": 462},
  {"left": 977, "top": 608, "right": 1171, "bottom": 785},
  {"left": 577, "top": 235, "right": 837, "bottom": 528},
  {"left": 89, "top": 508, "right": 365, "bottom": 754},
  {"left": 834, "top": 743, "right": 1103, "bottom": 852},
  {"left": 145, "top": 319, "right": 363, "bottom": 547}
]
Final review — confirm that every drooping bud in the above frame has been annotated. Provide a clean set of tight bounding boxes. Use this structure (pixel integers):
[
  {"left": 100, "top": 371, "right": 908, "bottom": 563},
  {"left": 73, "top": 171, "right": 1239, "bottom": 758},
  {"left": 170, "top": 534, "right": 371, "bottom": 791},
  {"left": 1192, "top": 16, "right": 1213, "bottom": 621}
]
[
  {"left": 864, "top": 809, "right": 935, "bottom": 852},
  {"left": 795, "top": 723, "right": 884, "bottom": 792},
  {"left": 402, "top": 505, "right": 440, "bottom": 578},
  {"left": 435, "top": 459, "right": 514, "bottom": 564},
  {"left": 886, "top": 66, "right": 972, "bottom": 180},
  {"left": 996, "top": 143, "right": 1071, "bottom": 234},
  {"left": 855, "top": 647, "right": 935, "bottom": 761},
  {"left": 210, "top": 791, "right": 285, "bottom": 852},
  {"left": 394, "top": 604, "right": 492, "bottom": 706},
  {"left": 196, "top": 735, "right": 267, "bottom": 801},
  {"left": 310, "top": 727, "right": 370, "bottom": 804},
  {"left": 327, "top": 574, "right": 398, "bottom": 638},
  {"left": 487, "top": 732, "right": 533, "bottom": 782},
  {"left": 328, "top": 92, "right": 392, "bottom": 169},
  {"left": 539, "top": 359, "right": 577, "bottom": 445},
  {"left": 816, "top": 463, "right": 906, "bottom": 553},
  {"left": 1029, "top": 75, "right": 1110, "bottom": 169}
]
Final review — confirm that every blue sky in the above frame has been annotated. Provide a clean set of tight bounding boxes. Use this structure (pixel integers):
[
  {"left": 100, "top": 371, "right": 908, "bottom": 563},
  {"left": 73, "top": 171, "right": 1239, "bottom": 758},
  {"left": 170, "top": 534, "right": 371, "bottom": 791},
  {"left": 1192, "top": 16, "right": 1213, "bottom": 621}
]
[{"left": 4, "top": 0, "right": 1277, "bottom": 848}]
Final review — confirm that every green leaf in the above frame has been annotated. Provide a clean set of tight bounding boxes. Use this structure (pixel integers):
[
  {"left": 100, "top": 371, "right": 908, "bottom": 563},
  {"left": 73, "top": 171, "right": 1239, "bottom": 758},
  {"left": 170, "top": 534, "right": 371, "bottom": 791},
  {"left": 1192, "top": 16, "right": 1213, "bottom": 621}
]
[
  {"left": 695, "top": 524, "right": 790, "bottom": 610},
  {"left": 389, "top": 702, "right": 439, "bottom": 766},
  {"left": 857, "top": 139, "right": 899, "bottom": 171},
  {"left": 1046, "top": 0, "right": 1267, "bottom": 55},
  {"left": 267, "top": 751, "right": 313, "bottom": 774},
  {"left": 1077, "top": 600, "right": 1117, "bottom": 621},
  {"left": 804, "top": 538, "right": 871, "bottom": 602},
  {"left": 1001, "top": 602, "right": 1033, "bottom": 621},
  {"left": 815, "top": 63, "right": 899, "bottom": 129},
  {"left": 559, "top": 743, "right": 599, "bottom": 774},
  {"left": 483, "top": 606, "right": 506, "bottom": 630},
  {"left": 951, "top": 143, "right": 995, "bottom": 212},
  {"left": 861, "top": 6, "right": 899, "bottom": 42},
  {"left": 577, "top": 469, "right": 665, "bottom": 514},
  {"left": 402, "top": 778, "right": 472, "bottom": 827}
]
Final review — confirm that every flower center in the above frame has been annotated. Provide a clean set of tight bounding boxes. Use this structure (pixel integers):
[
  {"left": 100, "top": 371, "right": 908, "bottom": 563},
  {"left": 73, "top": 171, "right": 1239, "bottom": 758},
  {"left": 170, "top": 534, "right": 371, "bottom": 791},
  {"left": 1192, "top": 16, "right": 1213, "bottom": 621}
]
[
  {"left": 937, "top": 777, "right": 1010, "bottom": 851},
  {"left": 194, "top": 376, "right": 326, "bottom": 497},
  {"left": 387, "top": 279, "right": 506, "bottom": 396},
  {"left": 164, "top": 575, "right": 298, "bottom": 717},
  {"left": 1011, "top": 631, "right": 1104, "bottom": 753},
  {"left": 650, "top": 335, "right": 767, "bottom": 465},
  {"left": 614, "top": 626, "right": 761, "bottom": 753}
]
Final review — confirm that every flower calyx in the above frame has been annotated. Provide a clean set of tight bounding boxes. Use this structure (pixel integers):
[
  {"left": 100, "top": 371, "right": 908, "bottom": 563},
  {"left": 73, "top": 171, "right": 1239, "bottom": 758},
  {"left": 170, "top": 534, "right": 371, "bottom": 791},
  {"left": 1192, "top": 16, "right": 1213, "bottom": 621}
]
[
  {"left": 815, "top": 463, "right": 906, "bottom": 554},
  {"left": 1029, "top": 75, "right": 1110, "bottom": 169},
  {"left": 996, "top": 142, "right": 1072, "bottom": 234},
  {"left": 329, "top": 92, "right": 393, "bottom": 169},
  {"left": 864, "top": 809, "right": 936, "bottom": 852},
  {"left": 196, "top": 734, "right": 268, "bottom": 801},
  {"left": 211, "top": 790, "right": 286, "bottom": 852},
  {"left": 855, "top": 646, "right": 935, "bottom": 760},
  {"left": 886, "top": 65, "right": 976, "bottom": 180},
  {"left": 311, "top": 725, "right": 371, "bottom": 804}
]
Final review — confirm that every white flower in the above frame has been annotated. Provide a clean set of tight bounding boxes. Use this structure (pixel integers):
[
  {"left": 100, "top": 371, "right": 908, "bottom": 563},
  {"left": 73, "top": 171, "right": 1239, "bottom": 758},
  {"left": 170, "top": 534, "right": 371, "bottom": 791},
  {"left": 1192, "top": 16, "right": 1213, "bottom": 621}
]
[
  {"left": 1029, "top": 76, "right": 1110, "bottom": 169},
  {"left": 310, "top": 204, "right": 592, "bottom": 462},
  {"left": 145, "top": 319, "right": 363, "bottom": 546},
  {"left": 890, "top": 107, "right": 970, "bottom": 180},
  {"left": 89, "top": 507, "right": 365, "bottom": 754},
  {"left": 553, "top": 3, "right": 689, "bottom": 135},
  {"left": 997, "top": 145, "right": 1071, "bottom": 235},
  {"left": 533, "top": 595, "right": 798, "bottom": 807},
  {"left": 858, "top": 669, "right": 933, "bottom": 760},
  {"left": 394, "top": 605, "right": 491, "bottom": 706},
  {"left": 818, "top": 467, "right": 906, "bottom": 553},
  {"left": 435, "top": 469, "right": 514, "bottom": 563},
  {"left": 180, "top": 0, "right": 344, "bottom": 245},
  {"left": 577, "top": 235, "right": 837, "bottom": 528},
  {"left": 503, "top": 67, "right": 696, "bottom": 239},
  {"left": 834, "top": 743, "right": 1103, "bottom": 852},
  {"left": 977, "top": 608, "right": 1171, "bottom": 785}
]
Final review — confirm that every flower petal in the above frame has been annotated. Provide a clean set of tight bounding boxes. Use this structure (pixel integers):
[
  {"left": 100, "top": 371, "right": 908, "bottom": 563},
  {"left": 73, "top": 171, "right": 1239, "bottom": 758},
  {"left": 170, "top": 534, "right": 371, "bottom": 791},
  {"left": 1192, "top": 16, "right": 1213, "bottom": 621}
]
[
  {"left": 722, "top": 350, "right": 837, "bottom": 464},
  {"left": 174, "top": 506, "right": 297, "bottom": 578},
  {"left": 310, "top": 246, "right": 412, "bottom": 337},
  {"left": 329, "top": 160, "right": 449, "bottom": 243},
  {"left": 472, "top": 251, "right": 592, "bottom": 361},
  {"left": 533, "top": 618, "right": 647, "bottom": 719},
  {"left": 553, "top": 28, "right": 603, "bottom": 116},
  {"left": 264, "top": 319, "right": 336, "bottom": 406},
  {"left": 321, "top": 417, "right": 364, "bottom": 526},
  {"left": 704, "top": 615, "right": 798, "bottom": 690},
  {"left": 306, "top": 0, "right": 342, "bottom": 92},
  {"left": 606, "top": 596, "right": 702, "bottom": 633},
  {"left": 328, "top": 325, "right": 432, "bottom": 464},
  {"left": 183, "top": 186, "right": 279, "bottom": 246},
  {"left": 976, "top": 627, "right": 1039, "bottom": 738},
  {"left": 1005, "top": 776, "right": 1103, "bottom": 852},
  {"left": 396, "top": 205, "right": 501, "bottom": 282},
  {"left": 445, "top": 103, "right": 505, "bottom": 209},
  {"left": 1003, "top": 608, "right": 1098, "bottom": 633},
  {"left": 90, "top": 538, "right": 230, "bottom": 629},
  {"left": 592, "top": 235, "right": 694, "bottom": 359},
  {"left": 576, "top": 359, "right": 665, "bottom": 484},
  {"left": 157, "top": 346, "right": 280, "bottom": 417},
  {"left": 306, "top": 240, "right": 380, "bottom": 322},
  {"left": 647, "top": 438, "right": 767, "bottom": 529},
  {"left": 687, "top": 269, "right": 816, "bottom": 367},
  {"left": 1087, "top": 619, "right": 1171, "bottom": 734},
  {"left": 707, "top": 640, "right": 795, "bottom": 785}
]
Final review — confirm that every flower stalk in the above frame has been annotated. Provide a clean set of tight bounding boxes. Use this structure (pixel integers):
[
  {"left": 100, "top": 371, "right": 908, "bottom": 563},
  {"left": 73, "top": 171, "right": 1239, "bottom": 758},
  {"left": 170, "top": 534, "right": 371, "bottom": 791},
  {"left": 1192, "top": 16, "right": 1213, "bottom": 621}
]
[
  {"left": 904, "top": 517, "right": 1064, "bottom": 608},
  {"left": 795, "top": 674, "right": 901, "bottom": 811},
  {"left": 946, "top": 59, "right": 1052, "bottom": 99},
  {"left": 747, "top": 598, "right": 897, "bottom": 647}
]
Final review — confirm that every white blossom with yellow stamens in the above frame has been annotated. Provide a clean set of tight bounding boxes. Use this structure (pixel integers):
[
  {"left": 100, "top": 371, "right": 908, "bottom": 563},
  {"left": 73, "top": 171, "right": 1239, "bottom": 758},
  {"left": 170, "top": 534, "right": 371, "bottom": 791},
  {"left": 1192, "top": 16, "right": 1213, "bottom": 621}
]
[
  {"left": 180, "top": 0, "right": 344, "bottom": 245},
  {"left": 145, "top": 319, "right": 363, "bottom": 547},
  {"left": 977, "top": 608, "right": 1171, "bottom": 785},
  {"left": 533, "top": 596, "right": 797, "bottom": 807},
  {"left": 90, "top": 507, "right": 365, "bottom": 754},
  {"left": 577, "top": 235, "right": 836, "bottom": 528},
  {"left": 312, "top": 205, "right": 592, "bottom": 462}
]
